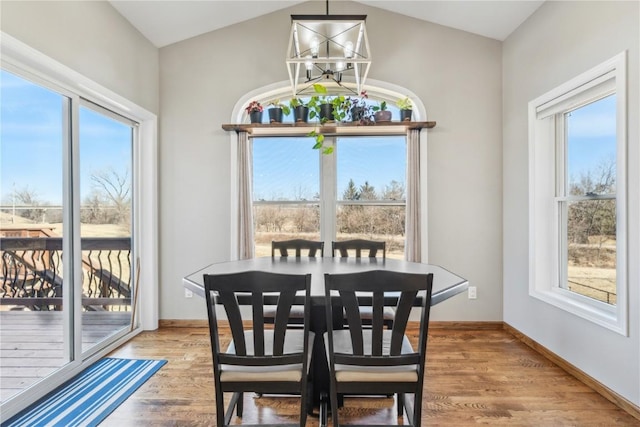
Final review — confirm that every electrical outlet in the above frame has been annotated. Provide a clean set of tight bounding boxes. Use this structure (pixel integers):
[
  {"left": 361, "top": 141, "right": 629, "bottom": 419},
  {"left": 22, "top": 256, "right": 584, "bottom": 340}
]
[
  {"left": 184, "top": 289, "right": 193, "bottom": 298},
  {"left": 468, "top": 286, "right": 477, "bottom": 299}
]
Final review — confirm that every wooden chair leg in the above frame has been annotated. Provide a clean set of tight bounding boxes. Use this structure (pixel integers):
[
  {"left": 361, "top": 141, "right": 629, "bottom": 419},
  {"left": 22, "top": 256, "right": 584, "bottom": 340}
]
[
  {"left": 413, "top": 389, "right": 422, "bottom": 427},
  {"left": 215, "top": 390, "right": 225, "bottom": 426},
  {"left": 299, "top": 391, "right": 308, "bottom": 427},
  {"left": 397, "top": 392, "right": 404, "bottom": 417},
  {"left": 329, "top": 389, "right": 339, "bottom": 427},
  {"left": 237, "top": 392, "right": 243, "bottom": 417}
]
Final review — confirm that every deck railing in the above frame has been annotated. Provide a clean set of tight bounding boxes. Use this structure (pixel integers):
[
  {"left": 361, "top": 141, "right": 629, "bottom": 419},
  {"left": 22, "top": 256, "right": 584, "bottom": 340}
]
[{"left": 0, "top": 237, "right": 131, "bottom": 311}]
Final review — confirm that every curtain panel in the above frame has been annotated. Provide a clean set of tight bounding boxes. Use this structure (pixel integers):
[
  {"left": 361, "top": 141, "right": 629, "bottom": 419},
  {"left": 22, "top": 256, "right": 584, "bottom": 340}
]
[
  {"left": 405, "top": 129, "right": 421, "bottom": 262},
  {"left": 237, "top": 131, "right": 255, "bottom": 260}
]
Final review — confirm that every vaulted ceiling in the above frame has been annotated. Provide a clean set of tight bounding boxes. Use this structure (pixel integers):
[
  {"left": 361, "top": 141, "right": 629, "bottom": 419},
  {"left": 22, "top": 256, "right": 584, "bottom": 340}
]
[{"left": 109, "top": 0, "right": 544, "bottom": 48}]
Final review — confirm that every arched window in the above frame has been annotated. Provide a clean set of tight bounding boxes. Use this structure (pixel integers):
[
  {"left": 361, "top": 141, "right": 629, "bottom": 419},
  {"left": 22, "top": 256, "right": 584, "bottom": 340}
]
[{"left": 230, "top": 80, "right": 427, "bottom": 261}]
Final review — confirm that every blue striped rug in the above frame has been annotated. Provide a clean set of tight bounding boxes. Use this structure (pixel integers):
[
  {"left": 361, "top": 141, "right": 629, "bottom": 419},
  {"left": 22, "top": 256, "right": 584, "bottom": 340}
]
[{"left": 3, "top": 358, "right": 167, "bottom": 427}]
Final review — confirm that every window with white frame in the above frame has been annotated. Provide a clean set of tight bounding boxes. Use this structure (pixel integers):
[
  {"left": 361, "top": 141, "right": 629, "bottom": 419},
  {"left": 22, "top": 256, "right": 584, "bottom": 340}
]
[
  {"left": 252, "top": 137, "right": 321, "bottom": 257},
  {"left": 252, "top": 133, "right": 407, "bottom": 259},
  {"left": 528, "top": 52, "right": 627, "bottom": 334}
]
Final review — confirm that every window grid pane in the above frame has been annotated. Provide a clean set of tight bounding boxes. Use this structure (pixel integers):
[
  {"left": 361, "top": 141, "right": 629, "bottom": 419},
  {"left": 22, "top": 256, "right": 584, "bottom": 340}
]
[
  {"left": 336, "top": 136, "right": 406, "bottom": 259},
  {"left": 252, "top": 125, "right": 408, "bottom": 258},
  {"left": 253, "top": 204, "right": 320, "bottom": 257},
  {"left": 252, "top": 137, "right": 320, "bottom": 256},
  {"left": 566, "top": 94, "right": 616, "bottom": 197},
  {"left": 560, "top": 94, "right": 617, "bottom": 305},
  {"left": 253, "top": 137, "right": 319, "bottom": 202},
  {"left": 336, "top": 205, "right": 405, "bottom": 258}
]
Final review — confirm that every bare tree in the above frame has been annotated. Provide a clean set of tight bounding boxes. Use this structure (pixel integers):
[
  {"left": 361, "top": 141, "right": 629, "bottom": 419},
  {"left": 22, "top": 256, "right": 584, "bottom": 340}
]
[
  {"left": 254, "top": 206, "right": 287, "bottom": 232},
  {"left": 90, "top": 168, "right": 131, "bottom": 224},
  {"left": 382, "top": 180, "right": 405, "bottom": 201},
  {"left": 81, "top": 192, "right": 110, "bottom": 224},
  {"left": 292, "top": 205, "right": 320, "bottom": 232},
  {"left": 292, "top": 185, "right": 314, "bottom": 201},
  {"left": 11, "top": 186, "right": 48, "bottom": 222},
  {"left": 567, "top": 159, "right": 616, "bottom": 267}
]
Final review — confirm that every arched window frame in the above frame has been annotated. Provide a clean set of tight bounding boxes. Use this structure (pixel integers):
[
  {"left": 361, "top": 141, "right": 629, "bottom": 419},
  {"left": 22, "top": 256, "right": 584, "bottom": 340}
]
[{"left": 228, "top": 79, "right": 429, "bottom": 261}]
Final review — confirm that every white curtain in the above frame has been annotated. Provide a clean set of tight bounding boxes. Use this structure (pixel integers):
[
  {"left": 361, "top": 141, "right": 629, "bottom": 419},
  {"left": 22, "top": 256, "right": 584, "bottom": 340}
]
[
  {"left": 405, "top": 129, "right": 421, "bottom": 262},
  {"left": 237, "top": 131, "right": 255, "bottom": 260}
]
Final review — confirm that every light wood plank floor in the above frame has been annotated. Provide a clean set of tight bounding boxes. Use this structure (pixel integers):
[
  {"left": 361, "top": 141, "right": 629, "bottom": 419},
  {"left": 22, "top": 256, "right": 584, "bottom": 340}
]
[{"left": 104, "top": 326, "right": 640, "bottom": 426}]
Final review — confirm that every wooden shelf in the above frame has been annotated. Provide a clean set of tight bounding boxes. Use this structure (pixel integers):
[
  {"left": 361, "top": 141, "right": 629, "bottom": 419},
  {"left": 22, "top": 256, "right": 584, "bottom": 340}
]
[{"left": 222, "top": 121, "right": 435, "bottom": 137}]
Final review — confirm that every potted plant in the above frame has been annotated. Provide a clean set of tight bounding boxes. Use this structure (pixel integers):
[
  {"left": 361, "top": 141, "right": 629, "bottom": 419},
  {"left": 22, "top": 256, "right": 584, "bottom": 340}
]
[
  {"left": 306, "top": 95, "right": 320, "bottom": 121},
  {"left": 349, "top": 91, "right": 374, "bottom": 124},
  {"left": 330, "top": 95, "right": 350, "bottom": 122},
  {"left": 309, "top": 84, "right": 334, "bottom": 122},
  {"left": 290, "top": 98, "right": 309, "bottom": 123},
  {"left": 396, "top": 96, "right": 413, "bottom": 122},
  {"left": 267, "top": 99, "right": 291, "bottom": 123},
  {"left": 245, "top": 100, "right": 263, "bottom": 124},
  {"left": 372, "top": 101, "right": 392, "bottom": 122}
]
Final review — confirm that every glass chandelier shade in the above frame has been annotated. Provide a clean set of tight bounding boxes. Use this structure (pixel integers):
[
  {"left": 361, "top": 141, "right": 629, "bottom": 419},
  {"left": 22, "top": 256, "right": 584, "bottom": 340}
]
[{"left": 286, "top": 14, "right": 371, "bottom": 96}]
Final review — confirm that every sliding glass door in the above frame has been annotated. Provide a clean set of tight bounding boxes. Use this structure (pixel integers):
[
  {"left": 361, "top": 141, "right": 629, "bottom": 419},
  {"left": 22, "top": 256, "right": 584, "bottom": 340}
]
[
  {"left": 0, "top": 70, "right": 71, "bottom": 401},
  {"left": 0, "top": 69, "right": 137, "bottom": 404},
  {"left": 79, "top": 103, "right": 135, "bottom": 355}
]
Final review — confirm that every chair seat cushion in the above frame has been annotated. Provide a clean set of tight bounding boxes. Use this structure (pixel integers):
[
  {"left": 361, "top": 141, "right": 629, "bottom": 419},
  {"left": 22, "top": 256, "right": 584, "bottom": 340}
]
[
  {"left": 220, "top": 330, "right": 314, "bottom": 382},
  {"left": 356, "top": 306, "right": 396, "bottom": 321},
  {"left": 324, "top": 330, "right": 418, "bottom": 382}
]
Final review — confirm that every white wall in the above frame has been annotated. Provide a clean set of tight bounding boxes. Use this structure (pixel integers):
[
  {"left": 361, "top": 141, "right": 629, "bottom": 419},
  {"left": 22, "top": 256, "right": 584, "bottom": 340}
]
[
  {"left": 503, "top": 1, "right": 640, "bottom": 405},
  {"left": 1, "top": 1, "right": 159, "bottom": 114},
  {"left": 1, "top": 1, "right": 161, "bottom": 329},
  {"left": 159, "top": 1, "right": 503, "bottom": 321}
]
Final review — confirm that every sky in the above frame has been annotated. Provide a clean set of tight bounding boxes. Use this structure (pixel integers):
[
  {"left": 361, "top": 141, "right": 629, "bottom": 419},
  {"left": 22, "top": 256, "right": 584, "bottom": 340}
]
[
  {"left": 566, "top": 94, "right": 617, "bottom": 187},
  {"left": 1, "top": 70, "right": 132, "bottom": 207},
  {"left": 252, "top": 135, "right": 406, "bottom": 201}
]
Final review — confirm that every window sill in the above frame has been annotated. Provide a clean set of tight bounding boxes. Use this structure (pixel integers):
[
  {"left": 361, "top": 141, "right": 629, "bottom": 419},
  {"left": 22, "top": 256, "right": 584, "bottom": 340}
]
[{"left": 529, "top": 287, "right": 626, "bottom": 336}]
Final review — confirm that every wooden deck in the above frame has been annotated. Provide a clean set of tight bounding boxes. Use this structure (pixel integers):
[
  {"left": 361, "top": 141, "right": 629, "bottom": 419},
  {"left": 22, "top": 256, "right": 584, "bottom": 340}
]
[{"left": 0, "top": 311, "right": 131, "bottom": 402}]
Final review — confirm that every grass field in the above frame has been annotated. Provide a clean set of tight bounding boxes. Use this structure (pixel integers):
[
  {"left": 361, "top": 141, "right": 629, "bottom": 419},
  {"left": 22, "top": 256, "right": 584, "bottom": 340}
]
[{"left": 568, "top": 239, "right": 617, "bottom": 304}]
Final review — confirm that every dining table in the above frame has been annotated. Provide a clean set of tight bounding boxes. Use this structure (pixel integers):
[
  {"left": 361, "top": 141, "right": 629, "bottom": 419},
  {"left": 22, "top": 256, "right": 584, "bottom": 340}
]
[{"left": 182, "top": 256, "right": 469, "bottom": 424}]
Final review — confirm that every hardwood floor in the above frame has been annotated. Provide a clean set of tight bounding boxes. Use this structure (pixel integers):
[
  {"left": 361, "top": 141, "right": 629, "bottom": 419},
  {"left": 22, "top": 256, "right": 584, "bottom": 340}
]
[{"left": 104, "top": 326, "right": 640, "bottom": 426}]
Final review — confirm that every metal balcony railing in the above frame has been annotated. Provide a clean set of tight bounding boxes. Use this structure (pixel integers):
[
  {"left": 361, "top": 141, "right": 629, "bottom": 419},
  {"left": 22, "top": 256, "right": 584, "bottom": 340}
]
[{"left": 0, "top": 237, "right": 131, "bottom": 311}]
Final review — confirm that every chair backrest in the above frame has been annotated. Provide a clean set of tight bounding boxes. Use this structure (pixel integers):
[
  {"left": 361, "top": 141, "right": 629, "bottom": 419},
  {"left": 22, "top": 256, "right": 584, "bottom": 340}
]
[
  {"left": 272, "top": 239, "right": 324, "bottom": 257},
  {"left": 324, "top": 270, "right": 432, "bottom": 367},
  {"left": 332, "top": 239, "right": 386, "bottom": 258},
  {"left": 204, "top": 271, "right": 311, "bottom": 367}
]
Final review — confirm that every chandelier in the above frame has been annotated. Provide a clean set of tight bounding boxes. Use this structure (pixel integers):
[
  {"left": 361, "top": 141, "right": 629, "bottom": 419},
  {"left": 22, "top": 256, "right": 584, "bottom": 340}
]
[{"left": 286, "top": 1, "right": 371, "bottom": 96}]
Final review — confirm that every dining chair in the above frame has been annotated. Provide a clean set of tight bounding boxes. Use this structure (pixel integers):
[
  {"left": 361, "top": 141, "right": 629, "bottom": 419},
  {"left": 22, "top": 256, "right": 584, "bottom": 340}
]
[
  {"left": 265, "top": 239, "right": 324, "bottom": 326},
  {"left": 203, "top": 271, "right": 313, "bottom": 427},
  {"left": 331, "top": 239, "right": 386, "bottom": 259},
  {"left": 332, "top": 239, "right": 394, "bottom": 329},
  {"left": 323, "top": 270, "right": 433, "bottom": 427},
  {"left": 272, "top": 239, "right": 324, "bottom": 257}
]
